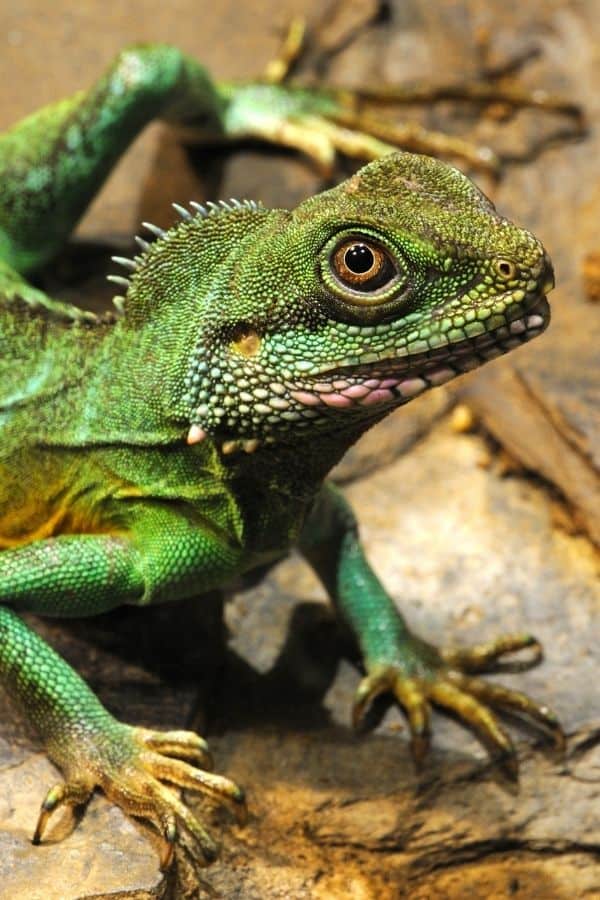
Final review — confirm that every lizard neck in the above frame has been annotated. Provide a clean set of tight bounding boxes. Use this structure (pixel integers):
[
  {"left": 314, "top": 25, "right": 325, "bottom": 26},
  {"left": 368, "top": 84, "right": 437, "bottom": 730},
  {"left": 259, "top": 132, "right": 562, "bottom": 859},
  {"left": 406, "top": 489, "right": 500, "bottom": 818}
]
[{"left": 224, "top": 416, "right": 382, "bottom": 502}]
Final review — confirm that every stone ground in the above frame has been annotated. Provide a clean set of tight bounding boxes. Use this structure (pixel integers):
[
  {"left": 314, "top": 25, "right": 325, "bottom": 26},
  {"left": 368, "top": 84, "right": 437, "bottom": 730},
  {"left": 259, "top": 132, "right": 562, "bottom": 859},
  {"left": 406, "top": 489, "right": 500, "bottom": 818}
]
[{"left": 0, "top": 0, "right": 598, "bottom": 897}]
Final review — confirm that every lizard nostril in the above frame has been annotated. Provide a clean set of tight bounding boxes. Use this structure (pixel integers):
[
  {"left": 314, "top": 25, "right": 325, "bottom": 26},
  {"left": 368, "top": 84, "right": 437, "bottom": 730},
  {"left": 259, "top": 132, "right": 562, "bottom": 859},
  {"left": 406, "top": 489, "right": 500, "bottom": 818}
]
[{"left": 494, "top": 259, "right": 517, "bottom": 281}]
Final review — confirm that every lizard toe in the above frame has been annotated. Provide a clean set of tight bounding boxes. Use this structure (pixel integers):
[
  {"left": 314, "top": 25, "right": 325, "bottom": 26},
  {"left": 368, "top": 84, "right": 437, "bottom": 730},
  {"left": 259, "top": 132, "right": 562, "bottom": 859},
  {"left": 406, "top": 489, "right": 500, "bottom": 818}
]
[
  {"left": 141, "top": 749, "right": 247, "bottom": 824},
  {"left": 445, "top": 670, "right": 565, "bottom": 751},
  {"left": 136, "top": 726, "right": 214, "bottom": 769},
  {"left": 32, "top": 778, "right": 94, "bottom": 844},
  {"left": 426, "top": 677, "right": 519, "bottom": 779},
  {"left": 441, "top": 632, "right": 542, "bottom": 673}
]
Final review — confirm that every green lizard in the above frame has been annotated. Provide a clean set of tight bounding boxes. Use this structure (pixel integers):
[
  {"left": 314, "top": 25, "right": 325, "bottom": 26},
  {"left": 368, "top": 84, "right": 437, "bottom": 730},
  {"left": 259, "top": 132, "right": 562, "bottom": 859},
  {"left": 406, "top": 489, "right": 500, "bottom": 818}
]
[{"left": 0, "top": 42, "right": 561, "bottom": 870}]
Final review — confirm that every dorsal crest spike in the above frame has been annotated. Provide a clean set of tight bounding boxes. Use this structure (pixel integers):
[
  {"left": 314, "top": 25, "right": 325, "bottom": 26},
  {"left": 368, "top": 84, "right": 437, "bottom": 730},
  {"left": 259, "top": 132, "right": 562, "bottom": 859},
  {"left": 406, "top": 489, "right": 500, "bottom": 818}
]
[
  {"left": 184, "top": 197, "right": 265, "bottom": 223},
  {"left": 111, "top": 255, "right": 137, "bottom": 271},
  {"left": 112, "top": 295, "right": 126, "bottom": 316},
  {"left": 131, "top": 198, "right": 267, "bottom": 268},
  {"left": 135, "top": 235, "right": 150, "bottom": 252},
  {"left": 142, "top": 221, "right": 166, "bottom": 238},
  {"left": 107, "top": 274, "right": 131, "bottom": 289},
  {"left": 172, "top": 202, "right": 192, "bottom": 221},
  {"left": 189, "top": 201, "right": 209, "bottom": 218}
]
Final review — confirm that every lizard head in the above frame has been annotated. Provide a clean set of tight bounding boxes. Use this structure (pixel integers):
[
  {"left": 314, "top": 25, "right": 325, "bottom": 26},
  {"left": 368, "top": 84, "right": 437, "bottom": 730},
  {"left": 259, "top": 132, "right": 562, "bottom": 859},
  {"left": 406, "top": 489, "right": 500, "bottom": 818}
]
[{"left": 175, "top": 152, "right": 553, "bottom": 452}]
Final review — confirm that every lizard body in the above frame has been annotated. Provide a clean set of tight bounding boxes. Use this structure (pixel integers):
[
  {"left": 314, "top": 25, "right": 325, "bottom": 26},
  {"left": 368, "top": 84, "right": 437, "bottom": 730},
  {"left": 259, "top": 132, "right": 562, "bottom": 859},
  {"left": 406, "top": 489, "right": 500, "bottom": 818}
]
[{"left": 0, "top": 42, "right": 561, "bottom": 868}]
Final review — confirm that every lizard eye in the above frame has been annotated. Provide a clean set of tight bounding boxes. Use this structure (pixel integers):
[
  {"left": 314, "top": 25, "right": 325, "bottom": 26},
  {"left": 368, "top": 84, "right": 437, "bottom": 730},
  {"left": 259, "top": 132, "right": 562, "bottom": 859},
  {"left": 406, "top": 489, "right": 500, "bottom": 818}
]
[
  {"left": 320, "top": 230, "right": 409, "bottom": 321},
  {"left": 331, "top": 239, "right": 398, "bottom": 295}
]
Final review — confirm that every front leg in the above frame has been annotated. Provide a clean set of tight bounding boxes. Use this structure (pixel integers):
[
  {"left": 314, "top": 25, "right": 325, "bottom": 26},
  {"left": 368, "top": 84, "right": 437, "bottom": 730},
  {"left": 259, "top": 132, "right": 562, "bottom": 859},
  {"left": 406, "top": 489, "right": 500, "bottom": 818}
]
[
  {"left": 0, "top": 503, "right": 246, "bottom": 868},
  {"left": 0, "top": 44, "right": 229, "bottom": 274},
  {"left": 299, "top": 483, "right": 564, "bottom": 776}
]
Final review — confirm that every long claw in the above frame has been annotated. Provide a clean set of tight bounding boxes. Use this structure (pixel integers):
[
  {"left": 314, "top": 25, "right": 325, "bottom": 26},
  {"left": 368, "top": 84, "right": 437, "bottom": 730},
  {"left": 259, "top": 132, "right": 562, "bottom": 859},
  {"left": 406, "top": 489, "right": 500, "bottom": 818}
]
[
  {"left": 495, "top": 747, "right": 520, "bottom": 781},
  {"left": 352, "top": 673, "right": 390, "bottom": 730},
  {"left": 32, "top": 780, "right": 92, "bottom": 844},
  {"left": 158, "top": 814, "right": 178, "bottom": 871},
  {"left": 155, "top": 784, "right": 219, "bottom": 866},
  {"left": 410, "top": 730, "right": 431, "bottom": 771},
  {"left": 392, "top": 677, "right": 431, "bottom": 770},
  {"left": 348, "top": 82, "right": 584, "bottom": 122},
  {"left": 328, "top": 111, "right": 500, "bottom": 173},
  {"left": 33, "top": 804, "right": 53, "bottom": 845}
]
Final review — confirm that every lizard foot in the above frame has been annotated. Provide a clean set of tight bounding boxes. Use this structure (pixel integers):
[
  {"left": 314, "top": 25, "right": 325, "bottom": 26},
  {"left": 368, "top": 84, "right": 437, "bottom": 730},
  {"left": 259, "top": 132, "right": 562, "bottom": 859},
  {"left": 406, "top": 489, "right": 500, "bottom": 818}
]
[
  {"left": 220, "top": 86, "right": 503, "bottom": 178},
  {"left": 353, "top": 632, "right": 564, "bottom": 779},
  {"left": 218, "top": 18, "right": 584, "bottom": 178},
  {"left": 33, "top": 724, "right": 246, "bottom": 870}
]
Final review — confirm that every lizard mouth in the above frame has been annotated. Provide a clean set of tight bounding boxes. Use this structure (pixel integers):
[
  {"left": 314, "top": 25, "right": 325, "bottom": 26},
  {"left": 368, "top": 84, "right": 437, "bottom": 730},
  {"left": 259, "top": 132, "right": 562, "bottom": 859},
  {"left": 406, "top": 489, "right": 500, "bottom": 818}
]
[
  {"left": 190, "top": 291, "right": 549, "bottom": 453},
  {"left": 289, "top": 294, "right": 550, "bottom": 410}
]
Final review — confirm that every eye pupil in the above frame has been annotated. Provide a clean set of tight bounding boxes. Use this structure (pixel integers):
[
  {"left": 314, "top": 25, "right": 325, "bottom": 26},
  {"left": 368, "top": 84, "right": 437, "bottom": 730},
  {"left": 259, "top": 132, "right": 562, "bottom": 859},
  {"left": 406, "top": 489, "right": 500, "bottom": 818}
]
[
  {"left": 329, "top": 236, "right": 401, "bottom": 302},
  {"left": 344, "top": 244, "right": 375, "bottom": 274}
]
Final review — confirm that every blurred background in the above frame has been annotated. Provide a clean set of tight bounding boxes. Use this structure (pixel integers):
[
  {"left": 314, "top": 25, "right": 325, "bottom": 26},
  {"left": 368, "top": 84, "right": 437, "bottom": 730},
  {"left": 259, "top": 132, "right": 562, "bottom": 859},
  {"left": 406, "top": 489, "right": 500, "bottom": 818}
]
[{"left": 0, "top": 2, "right": 598, "bottom": 898}]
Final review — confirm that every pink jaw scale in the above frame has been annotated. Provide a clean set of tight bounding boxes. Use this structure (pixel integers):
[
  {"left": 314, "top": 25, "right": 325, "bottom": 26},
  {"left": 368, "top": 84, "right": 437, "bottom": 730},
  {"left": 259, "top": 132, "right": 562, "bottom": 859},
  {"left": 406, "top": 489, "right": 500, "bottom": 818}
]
[
  {"left": 341, "top": 384, "right": 371, "bottom": 399},
  {"left": 358, "top": 388, "right": 395, "bottom": 406},
  {"left": 320, "top": 392, "right": 354, "bottom": 408},
  {"left": 290, "top": 390, "right": 321, "bottom": 406}
]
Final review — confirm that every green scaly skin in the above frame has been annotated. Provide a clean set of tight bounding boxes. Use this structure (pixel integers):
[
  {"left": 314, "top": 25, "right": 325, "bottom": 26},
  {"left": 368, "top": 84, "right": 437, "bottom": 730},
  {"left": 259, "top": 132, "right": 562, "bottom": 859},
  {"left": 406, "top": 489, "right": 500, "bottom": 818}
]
[{"left": 0, "top": 44, "right": 563, "bottom": 869}]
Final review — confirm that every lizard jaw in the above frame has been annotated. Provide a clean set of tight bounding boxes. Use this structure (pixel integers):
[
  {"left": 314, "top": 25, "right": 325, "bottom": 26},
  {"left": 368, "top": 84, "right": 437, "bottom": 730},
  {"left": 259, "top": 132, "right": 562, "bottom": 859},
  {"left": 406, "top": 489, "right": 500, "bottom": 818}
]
[
  {"left": 185, "top": 295, "right": 548, "bottom": 454},
  {"left": 288, "top": 295, "right": 550, "bottom": 411}
]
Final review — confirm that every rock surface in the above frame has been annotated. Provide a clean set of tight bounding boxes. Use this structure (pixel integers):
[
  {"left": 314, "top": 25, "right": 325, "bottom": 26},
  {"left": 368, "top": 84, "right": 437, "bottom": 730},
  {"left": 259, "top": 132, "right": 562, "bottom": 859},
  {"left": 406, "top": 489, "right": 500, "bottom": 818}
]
[{"left": 0, "top": 0, "right": 598, "bottom": 898}]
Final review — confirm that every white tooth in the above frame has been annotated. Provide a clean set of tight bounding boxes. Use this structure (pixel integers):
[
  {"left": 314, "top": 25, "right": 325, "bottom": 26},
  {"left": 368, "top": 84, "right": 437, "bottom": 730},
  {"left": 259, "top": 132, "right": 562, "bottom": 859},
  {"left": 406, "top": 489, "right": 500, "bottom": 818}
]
[
  {"left": 526, "top": 314, "right": 544, "bottom": 328},
  {"left": 222, "top": 441, "right": 240, "bottom": 454}
]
